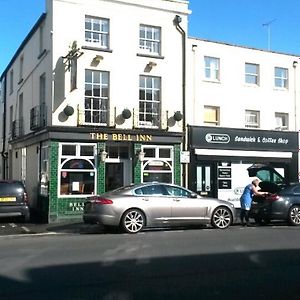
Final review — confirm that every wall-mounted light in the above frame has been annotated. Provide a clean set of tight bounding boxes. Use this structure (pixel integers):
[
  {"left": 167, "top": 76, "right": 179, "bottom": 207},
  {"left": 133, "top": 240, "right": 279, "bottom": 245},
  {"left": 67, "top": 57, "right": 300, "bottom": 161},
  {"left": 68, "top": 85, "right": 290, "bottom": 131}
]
[
  {"left": 293, "top": 61, "right": 298, "bottom": 68},
  {"left": 173, "top": 111, "right": 183, "bottom": 122},
  {"left": 99, "top": 149, "right": 108, "bottom": 162},
  {"left": 91, "top": 55, "right": 103, "bottom": 66},
  {"left": 63, "top": 105, "right": 74, "bottom": 116},
  {"left": 121, "top": 108, "right": 132, "bottom": 119},
  {"left": 147, "top": 61, "right": 157, "bottom": 70},
  {"left": 137, "top": 150, "right": 145, "bottom": 162}
]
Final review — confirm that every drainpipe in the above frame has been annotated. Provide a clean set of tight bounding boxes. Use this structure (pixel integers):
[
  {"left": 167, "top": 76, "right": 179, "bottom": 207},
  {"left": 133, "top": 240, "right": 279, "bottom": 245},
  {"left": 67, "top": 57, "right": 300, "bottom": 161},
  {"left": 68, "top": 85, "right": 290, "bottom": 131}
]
[
  {"left": 293, "top": 60, "right": 298, "bottom": 130},
  {"left": 1, "top": 76, "right": 7, "bottom": 179},
  {"left": 174, "top": 15, "right": 187, "bottom": 188}
]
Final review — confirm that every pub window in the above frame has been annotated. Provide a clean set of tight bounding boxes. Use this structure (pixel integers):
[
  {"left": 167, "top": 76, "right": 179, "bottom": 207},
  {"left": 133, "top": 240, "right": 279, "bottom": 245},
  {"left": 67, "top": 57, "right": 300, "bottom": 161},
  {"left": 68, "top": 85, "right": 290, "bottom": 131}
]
[
  {"left": 141, "top": 145, "right": 173, "bottom": 183},
  {"left": 58, "top": 143, "right": 97, "bottom": 196}
]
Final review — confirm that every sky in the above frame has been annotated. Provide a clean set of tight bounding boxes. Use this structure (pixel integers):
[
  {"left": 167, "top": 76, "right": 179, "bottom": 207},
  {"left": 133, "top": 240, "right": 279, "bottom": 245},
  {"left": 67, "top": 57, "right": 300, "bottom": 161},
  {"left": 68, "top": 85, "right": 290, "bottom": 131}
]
[{"left": 1, "top": 0, "right": 300, "bottom": 75}]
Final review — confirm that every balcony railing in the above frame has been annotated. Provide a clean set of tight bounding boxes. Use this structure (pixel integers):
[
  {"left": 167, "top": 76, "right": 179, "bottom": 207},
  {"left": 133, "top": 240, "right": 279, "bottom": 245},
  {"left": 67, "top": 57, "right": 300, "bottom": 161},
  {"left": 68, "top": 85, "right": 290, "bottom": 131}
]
[
  {"left": 77, "top": 106, "right": 168, "bottom": 130},
  {"left": 11, "top": 119, "right": 24, "bottom": 139},
  {"left": 30, "top": 104, "right": 47, "bottom": 130}
]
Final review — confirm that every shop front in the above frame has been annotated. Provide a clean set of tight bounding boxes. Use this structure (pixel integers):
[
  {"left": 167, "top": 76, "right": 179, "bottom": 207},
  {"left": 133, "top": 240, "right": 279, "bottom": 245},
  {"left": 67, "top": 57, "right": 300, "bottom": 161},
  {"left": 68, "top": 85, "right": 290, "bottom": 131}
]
[
  {"left": 40, "top": 128, "right": 182, "bottom": 222},
  {"left": 188, "top": 126, "right": 299, "bottom": 209}
]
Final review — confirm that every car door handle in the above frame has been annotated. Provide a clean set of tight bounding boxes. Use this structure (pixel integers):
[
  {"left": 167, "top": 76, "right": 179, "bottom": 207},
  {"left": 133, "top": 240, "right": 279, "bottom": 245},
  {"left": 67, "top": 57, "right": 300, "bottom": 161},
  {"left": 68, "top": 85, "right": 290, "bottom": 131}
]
[
  {"left": 142, "top": 198, "right": 149, "bottom": 201},
  {"left": 173, "top": 198, "right": 180, "bottom": 202}
]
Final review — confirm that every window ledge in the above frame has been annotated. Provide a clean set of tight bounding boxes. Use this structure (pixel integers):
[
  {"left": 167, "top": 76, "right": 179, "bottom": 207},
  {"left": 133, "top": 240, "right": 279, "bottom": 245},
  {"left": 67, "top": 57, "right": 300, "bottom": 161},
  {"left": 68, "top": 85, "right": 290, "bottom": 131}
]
[
  {"left": 38, "top": 49, "right": 47, "bottom": 60},
  {"left": 244, "top": 83, "right": 260, "bottom": 88},
  {"left": 137, "top": 53, "right": 164, "bottom": 59},
  {"left": 82, "top": 46, "right": 113, "bottom": 53},
  {"left": 273, "top": 87, "right": 288, "bottom": 91},
  {"left": 203, "top": 79, "right": 221, "bottom": 84}
]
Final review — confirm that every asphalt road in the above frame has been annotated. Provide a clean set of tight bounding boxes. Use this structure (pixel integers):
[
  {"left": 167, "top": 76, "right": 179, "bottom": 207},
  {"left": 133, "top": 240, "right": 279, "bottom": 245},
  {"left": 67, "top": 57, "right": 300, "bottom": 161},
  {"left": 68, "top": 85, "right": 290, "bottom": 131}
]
[{"left": 0, "top": 222, "right": 300, "bottom": 300}]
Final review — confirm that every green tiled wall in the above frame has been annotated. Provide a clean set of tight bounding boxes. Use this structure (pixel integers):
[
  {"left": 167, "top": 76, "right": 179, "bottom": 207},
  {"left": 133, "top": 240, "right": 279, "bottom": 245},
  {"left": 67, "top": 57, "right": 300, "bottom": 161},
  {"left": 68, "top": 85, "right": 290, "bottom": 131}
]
[
  {"left": 47, "top": 141, "right": 182, "bottom": 223},
  {"left": 174, "top": 144, "right": 181, "bottom": 185}
]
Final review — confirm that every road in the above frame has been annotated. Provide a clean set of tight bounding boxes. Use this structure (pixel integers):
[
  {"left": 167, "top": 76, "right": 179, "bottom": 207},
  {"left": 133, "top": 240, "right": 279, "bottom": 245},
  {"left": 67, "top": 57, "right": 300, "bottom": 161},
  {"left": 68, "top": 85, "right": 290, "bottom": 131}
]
[{"left": 0, "top": 224, "right": 300, "bottom": 300}]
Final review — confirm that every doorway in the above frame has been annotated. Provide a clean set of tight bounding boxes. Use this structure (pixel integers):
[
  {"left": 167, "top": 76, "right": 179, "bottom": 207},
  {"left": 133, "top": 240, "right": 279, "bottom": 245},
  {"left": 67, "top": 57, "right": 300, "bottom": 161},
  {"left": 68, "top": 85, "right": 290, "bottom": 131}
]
[
  {"left": 196, "top": 163, "right": 217, "bottom": 198},
  {"left": 105, "top": 160, "right": 132, "bottom": 192}
]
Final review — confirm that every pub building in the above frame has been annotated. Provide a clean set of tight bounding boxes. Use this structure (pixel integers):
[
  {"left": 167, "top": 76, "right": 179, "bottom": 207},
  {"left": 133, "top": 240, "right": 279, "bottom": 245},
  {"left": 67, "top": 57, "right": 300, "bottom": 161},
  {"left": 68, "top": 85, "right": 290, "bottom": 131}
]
[
  {"left": 0, "top": 0, "right": 189, "bottom": 222},
  {"left": 34, "top": 127, "right": 183, "bottom": 222},
  {"left": 187, "top": 126, "right": 299, "bottom": 208}
]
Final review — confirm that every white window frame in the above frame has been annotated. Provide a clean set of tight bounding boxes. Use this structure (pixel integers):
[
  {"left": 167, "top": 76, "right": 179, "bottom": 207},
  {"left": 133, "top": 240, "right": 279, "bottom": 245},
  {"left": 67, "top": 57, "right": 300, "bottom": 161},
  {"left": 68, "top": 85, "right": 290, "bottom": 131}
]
[
  {"left": 245, "top": 63, "right": 259, "bottom": 85},
  {"left": 204, "top": 56, "right": 220, "bottom": 81},
  {"left": 245, "top": 110, "right": 260, "bottom": 128},
  {"left": 58, "top": 143, "right": 97, "bottom": 197},
  {"left": 141, "top": 145, "right": 174, "bottom": 184},
  {"left": 84, "top": 69, "right": 109, "bottom": 126},
  {"left": 139, "top": 25, "right": 161, "bottom": 55},
  {"left": 274, "top": 67, "right": 288, "bottom": 89},
  {"left": 85, "top": 16, "right": 109, "bottom": 49},
  {"left": 275, "top": 112, "right": 288, "bottom": 130},
  {"left": 139, "top": 75, "right": 161, "bottom": 128}
]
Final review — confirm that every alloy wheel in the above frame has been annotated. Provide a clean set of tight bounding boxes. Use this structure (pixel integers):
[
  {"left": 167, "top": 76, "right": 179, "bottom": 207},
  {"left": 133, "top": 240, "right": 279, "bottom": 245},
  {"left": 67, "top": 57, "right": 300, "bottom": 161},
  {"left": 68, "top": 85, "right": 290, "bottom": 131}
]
[
  {"left": 211, "top": 207, "right": 232, "bottom": 229},
  {"left": 122, "top": 209, "right": 145, "bottom": 233},
  {"left": 289, "top": 206, "right": 300, "bottom": 226}
]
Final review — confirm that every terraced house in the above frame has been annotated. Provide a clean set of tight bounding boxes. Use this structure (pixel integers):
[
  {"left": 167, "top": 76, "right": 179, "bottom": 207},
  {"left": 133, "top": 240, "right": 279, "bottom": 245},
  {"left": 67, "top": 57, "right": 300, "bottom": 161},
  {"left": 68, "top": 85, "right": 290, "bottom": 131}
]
[
  {"left": 0, "top": 0, "right": 189, "bottom": 222},
  {"left": 0, "top": 0, "right": 299, "bottom": 222}
]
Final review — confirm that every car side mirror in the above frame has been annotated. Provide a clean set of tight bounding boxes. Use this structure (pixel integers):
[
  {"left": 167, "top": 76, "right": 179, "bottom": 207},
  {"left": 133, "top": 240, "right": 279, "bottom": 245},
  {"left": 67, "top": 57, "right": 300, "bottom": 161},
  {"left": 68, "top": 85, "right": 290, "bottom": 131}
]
[{"left": 190, "top": 193, "right": 198, "bottom": 198}]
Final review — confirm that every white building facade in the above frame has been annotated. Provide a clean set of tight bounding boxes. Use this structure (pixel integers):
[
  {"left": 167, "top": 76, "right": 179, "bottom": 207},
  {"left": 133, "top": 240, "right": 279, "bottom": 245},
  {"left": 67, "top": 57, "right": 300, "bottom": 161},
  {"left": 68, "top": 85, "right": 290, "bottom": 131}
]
[
  {"left": 0, "top": 0, "right": 299, "bottom": 221},
  {"left": 0, "top": 0, "right": 189, "bottom": 222},
  {"left": 186, "top": 38, "right": 299, "bottom": 207}
]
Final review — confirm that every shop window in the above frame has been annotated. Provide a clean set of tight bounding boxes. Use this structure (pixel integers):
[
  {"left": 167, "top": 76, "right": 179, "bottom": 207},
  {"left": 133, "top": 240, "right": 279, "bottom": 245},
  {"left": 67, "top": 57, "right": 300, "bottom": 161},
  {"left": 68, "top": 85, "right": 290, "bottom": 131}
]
[
  {"left": 141, "top": 145, "right": 173, "bottom": 183},
  {"left": 40, "top": 144, "right": 49, "bottom": 196},
  {"left": 59, "top": 143, "right": 96, "bottom": 196}
]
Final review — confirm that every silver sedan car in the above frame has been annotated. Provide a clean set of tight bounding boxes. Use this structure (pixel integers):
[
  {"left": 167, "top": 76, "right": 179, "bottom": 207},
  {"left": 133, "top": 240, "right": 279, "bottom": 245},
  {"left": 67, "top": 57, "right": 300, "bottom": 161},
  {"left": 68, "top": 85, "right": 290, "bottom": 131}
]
[{"left": 83, "top": 182, "right": 236, "bottom": 233}]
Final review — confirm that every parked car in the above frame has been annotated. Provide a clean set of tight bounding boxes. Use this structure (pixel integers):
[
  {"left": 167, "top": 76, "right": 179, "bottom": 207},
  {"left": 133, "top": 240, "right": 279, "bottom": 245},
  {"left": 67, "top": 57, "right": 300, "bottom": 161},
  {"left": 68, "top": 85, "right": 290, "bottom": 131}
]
[
  {"left": 247, "top": 164, "right": 300, "bottom": 225},
  {"left": 0, "top": 180, "right": 30, "bottom": 222},
  {"left": 83, "top": 182, "right": 235, "bottom": 233}
]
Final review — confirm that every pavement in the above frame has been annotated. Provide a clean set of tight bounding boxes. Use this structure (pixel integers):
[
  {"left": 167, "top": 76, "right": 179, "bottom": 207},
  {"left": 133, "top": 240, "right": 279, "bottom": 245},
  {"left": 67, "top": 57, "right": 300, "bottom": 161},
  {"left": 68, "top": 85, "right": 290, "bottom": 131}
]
[{"left": 0, "top": 220, "right": 107, "bottom": 237}]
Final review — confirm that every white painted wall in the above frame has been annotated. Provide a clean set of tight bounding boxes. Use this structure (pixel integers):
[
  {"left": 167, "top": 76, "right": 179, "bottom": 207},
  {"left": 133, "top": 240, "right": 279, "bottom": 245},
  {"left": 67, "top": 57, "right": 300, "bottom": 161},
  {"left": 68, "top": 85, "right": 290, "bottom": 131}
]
[
  {"left": 186, "top": 38, "right": 300, "bottom": 131},
  {"left": 50, "top": 0, "right": 190, "bottom": 132}
]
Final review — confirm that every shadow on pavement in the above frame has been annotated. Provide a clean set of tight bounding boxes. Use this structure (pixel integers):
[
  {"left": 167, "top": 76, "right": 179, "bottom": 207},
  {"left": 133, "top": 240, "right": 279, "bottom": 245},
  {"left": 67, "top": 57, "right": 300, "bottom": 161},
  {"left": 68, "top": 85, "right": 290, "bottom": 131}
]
[{"left": 0, "top": 248, "right": 300, "bottom": 300}]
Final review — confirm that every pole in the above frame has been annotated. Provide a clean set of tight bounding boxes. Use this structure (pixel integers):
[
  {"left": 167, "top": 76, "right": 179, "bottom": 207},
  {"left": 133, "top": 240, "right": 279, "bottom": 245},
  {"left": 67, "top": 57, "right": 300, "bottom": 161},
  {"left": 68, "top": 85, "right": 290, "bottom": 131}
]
[{"left": 262, "top": 19, "right": 276, "bottom": 51}]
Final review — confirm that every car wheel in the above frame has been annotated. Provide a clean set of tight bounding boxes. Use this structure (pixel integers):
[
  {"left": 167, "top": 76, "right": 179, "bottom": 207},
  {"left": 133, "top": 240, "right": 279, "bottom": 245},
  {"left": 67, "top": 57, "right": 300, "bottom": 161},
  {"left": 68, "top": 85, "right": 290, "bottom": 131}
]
[
  {"left": 121, "top": 209, "right": 145, "bottom": 233},
  {"left": 211, "top": 207, "right": 232, "bottom": 229},
  {"left": 288, "top": 205, "right": 300, "bottom": 226}
]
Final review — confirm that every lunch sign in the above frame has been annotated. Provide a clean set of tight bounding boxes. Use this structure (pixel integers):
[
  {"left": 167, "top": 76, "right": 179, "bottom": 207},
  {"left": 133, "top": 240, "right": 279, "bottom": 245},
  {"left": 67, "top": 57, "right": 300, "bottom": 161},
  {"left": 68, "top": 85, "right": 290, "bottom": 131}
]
[{"left": 189, "top": 126, "right": 299, "bottom": 151}]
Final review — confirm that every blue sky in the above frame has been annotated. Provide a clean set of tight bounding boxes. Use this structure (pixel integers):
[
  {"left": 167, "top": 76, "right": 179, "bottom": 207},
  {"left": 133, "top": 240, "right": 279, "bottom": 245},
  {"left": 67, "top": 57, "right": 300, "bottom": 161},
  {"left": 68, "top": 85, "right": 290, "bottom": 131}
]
[{"left": 1, "top": 0, "right": 300, "bottom": 75}]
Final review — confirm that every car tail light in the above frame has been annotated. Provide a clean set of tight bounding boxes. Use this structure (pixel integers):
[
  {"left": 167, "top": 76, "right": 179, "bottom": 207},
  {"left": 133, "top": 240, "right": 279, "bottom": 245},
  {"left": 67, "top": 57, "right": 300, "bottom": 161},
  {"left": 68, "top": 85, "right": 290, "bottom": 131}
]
[
  {"left": 24, "top": 192, "right": 28, "bottom": 204},
  {"left": 266, "top": 194, "right": 279, "bottom": 202},
  {"left": 89, "top": 196, "right": 113, "bottom": 204}
]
